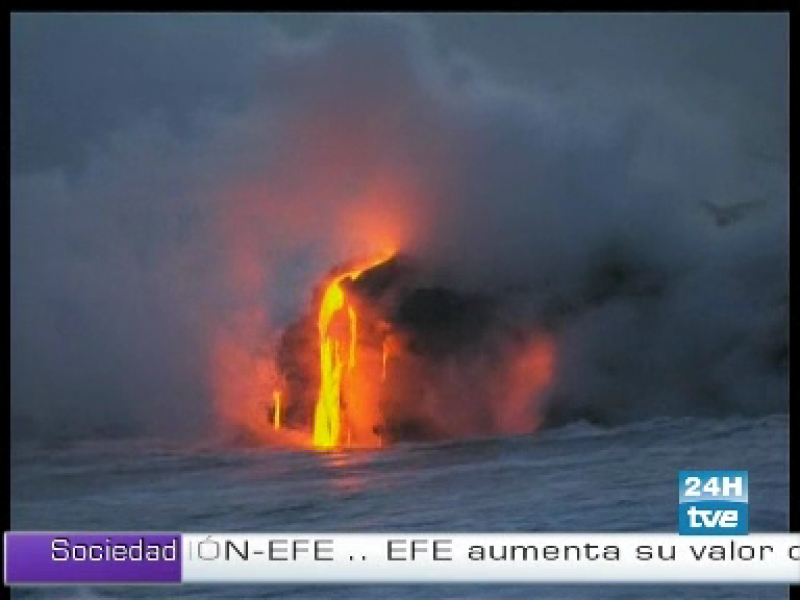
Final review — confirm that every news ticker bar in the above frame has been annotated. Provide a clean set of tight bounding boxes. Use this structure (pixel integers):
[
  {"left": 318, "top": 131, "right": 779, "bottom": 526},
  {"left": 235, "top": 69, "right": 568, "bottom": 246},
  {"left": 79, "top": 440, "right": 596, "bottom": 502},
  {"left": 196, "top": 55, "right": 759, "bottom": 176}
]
[{"left": 4, "top": 533, "right": 800, "bottom": 585}]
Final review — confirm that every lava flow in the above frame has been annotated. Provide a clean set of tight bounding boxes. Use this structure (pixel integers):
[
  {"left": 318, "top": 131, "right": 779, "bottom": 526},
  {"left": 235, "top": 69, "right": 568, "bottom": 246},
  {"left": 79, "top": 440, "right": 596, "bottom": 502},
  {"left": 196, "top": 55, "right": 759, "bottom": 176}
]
[
  {"left": 273, "top": 389, "right": 282, "bottom": 431},
  {"left": 313, "top": 253, "right": 393, "bottom": 449}
]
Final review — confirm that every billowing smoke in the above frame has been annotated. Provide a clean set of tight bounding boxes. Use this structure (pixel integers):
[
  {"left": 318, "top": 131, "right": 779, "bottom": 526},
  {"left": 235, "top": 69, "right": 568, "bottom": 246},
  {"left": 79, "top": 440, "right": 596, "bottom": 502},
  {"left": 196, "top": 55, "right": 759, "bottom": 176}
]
[{"left": 11, "top": 15, "right": 788, "bottom": 443}]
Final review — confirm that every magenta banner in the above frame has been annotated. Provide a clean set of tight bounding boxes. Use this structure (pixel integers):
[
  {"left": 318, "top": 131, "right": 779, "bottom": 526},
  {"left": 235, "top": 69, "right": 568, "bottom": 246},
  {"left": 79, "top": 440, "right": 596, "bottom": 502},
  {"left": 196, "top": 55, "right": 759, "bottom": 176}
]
[{"left": 4, "top": 533, "right": 182, "bottom": 584}]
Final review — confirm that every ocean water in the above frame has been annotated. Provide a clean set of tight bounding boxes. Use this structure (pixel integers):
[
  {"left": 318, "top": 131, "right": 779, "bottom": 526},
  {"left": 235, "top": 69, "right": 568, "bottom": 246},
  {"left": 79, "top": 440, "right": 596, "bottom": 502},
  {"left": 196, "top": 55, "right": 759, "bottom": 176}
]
[{"left": 9, "top": 414, "right": 790, "bottom": 599}]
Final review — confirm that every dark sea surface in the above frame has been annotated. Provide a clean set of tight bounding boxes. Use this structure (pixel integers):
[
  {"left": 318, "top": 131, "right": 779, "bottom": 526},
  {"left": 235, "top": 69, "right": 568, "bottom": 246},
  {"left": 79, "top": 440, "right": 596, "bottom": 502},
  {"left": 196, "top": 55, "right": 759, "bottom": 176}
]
[{"left": 10, "top": 414, "right": 790, "bottom": 599}]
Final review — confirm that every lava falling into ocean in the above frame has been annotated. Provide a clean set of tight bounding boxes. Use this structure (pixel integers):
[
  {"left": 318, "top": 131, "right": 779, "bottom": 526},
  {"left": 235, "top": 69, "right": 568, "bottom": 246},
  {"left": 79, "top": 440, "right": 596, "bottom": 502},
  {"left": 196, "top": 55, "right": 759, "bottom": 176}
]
[
  {"left": 211, "top": 219, "right": 558, "bottom": 450},
  {"left": 313, "top": 253, "right": 394, "bottom": 450},
  {"left": 254, "top": 250, "right": 559, "bottom": 450}
]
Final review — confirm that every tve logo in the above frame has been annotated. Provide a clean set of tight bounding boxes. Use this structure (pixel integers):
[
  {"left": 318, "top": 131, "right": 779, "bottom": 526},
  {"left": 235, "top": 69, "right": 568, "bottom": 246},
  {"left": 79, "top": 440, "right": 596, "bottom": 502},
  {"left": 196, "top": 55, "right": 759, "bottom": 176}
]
[{"left": 679, "top": 471, "right": 748, "bottom": 535}]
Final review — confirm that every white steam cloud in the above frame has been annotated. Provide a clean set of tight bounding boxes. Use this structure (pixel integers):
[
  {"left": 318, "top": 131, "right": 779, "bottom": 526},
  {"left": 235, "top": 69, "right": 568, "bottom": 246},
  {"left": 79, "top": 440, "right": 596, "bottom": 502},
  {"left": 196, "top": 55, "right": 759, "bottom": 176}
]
[{"left": 11, "top": 15, "right": 787, "bottom": 441}]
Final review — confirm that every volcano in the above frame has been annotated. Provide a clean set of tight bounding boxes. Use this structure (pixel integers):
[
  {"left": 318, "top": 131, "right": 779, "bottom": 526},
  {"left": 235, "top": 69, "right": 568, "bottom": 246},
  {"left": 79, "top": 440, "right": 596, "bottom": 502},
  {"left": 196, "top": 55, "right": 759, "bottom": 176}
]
[{"left": 271, "top": 254, "right": 554, "bottom": 449}]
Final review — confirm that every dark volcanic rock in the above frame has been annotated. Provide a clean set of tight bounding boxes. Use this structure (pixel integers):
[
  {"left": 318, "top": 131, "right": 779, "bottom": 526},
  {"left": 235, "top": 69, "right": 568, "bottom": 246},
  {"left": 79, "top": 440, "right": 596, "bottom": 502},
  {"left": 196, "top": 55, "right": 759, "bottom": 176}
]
[{"left": 392, "top": 286, "right": 494, "bottom": 358}]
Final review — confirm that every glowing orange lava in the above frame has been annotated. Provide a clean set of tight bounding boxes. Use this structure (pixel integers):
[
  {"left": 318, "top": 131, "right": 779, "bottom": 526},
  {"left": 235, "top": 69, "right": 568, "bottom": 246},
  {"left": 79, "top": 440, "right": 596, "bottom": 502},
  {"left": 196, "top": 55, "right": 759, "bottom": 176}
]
[
  {"left": 273, "top": 389, "right": 282, "bottom": 431},
  {"left": 497, "top": 335, "right": 556, "bottom": 434},
  {"left": 313, "top": 253, "right": 394, "bottom": 449}
]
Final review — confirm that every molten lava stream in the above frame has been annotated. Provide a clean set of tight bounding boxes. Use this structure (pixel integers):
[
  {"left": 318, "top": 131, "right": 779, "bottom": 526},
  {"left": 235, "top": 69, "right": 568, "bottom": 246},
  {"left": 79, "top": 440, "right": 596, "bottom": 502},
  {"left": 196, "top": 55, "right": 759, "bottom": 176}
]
[
  {"left": 273, "top": 389, "right": 281, "bottom": 431},
  {"left": 312, "top": 254, "right": 392, "bottom": 450}
]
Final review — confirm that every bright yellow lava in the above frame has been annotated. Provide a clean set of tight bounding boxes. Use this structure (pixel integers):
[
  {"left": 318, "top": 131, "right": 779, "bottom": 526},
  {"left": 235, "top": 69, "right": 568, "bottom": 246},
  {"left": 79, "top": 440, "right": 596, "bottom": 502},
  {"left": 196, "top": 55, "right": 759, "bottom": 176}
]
[
  {"left": 313, "top": 253, "right": 393, "bottom": 449},
  {"left": 273, "top": 389, "right": 282, "bottom": 431}
]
